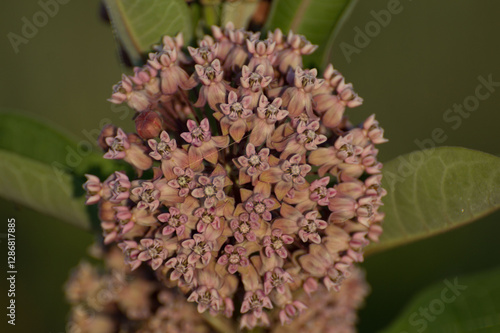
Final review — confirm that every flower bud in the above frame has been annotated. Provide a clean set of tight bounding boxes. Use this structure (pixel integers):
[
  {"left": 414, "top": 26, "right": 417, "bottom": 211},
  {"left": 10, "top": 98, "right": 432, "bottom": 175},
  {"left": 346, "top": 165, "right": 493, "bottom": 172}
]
[{"left": 135, "top": 111, "right": 163, "bottom": 139}]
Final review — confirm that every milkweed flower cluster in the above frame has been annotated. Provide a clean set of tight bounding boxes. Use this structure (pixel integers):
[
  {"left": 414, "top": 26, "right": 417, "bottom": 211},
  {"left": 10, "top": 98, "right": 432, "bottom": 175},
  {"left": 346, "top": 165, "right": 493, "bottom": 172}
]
[{"left": 77, "top": 22, "right": 387, "bottom": 331}]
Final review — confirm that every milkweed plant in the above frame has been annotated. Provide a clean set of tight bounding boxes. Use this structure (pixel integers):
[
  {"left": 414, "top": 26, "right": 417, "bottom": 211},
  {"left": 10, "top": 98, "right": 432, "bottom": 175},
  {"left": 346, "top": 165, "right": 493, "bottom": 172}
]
[{"left": 68, "top": 21, "right": 387, "bottom": 333}]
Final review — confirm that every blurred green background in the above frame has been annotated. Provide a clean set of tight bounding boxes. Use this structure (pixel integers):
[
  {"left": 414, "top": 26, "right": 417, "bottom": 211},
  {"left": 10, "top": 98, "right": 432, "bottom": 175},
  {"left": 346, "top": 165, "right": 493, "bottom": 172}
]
[{"left": 0, "top": 0, "right": 499, "bottom": 332}]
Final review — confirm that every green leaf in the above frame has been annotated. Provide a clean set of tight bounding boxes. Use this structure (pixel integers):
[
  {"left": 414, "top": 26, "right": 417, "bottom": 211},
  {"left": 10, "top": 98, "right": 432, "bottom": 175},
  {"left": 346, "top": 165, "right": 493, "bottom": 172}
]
[
  {"left": 221, "top": 0, "right": 259, "bottom": 29},
  {"left": 367, "top": 147, "right": 500, "bottom": 255},
  {"left": 0, "top": 110, "right": 130, "bottom": 230},
  {"left": 104, "top": 0, "right": 193, "bottom": 65},
  {"left": 381, "top": 266, "right": 500, "bottom": 333},
  {"left": 0, "top": 149, "right": 91, "bottom": 229},
  {"left": 264, "top": 0, "right": 358, "bottom": 68},
  {"left": 0, "top": 110, "right": 122, "bottom": 178}
]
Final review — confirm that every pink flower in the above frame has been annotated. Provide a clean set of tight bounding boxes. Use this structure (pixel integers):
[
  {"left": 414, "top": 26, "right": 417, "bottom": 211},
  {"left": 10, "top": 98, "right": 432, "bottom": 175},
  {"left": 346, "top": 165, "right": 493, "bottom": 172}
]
[
  {"left": 217, "top": 91, "right": 253, "bottom": 142},
  {"left": 279, "top": 301, "right": 308, "bottom": 325},
  {"left": 229, "top": 213, "right": 259, "bottom": 243},
  {"left": 148, "top": 131, "right": 177, "bottom": 160},
  {"left": 276, "top": 31, "right": 317, "bottom": 73},
  {"left": 188, "top": 287, "right": 222, "bottom": 315},
  {"left": 193, "top": 206, "right": 221, "bottom": 233},
  {"left": 297, "top": 211, "right": 328, "bottom": 244},
  {"left": 181, "top": 234, "right": 213, "bottom": 266},
  {"left": 181, "top": 118, "right": 212, "bottom": 147},
  {"left": 241, "top": 289, "right": 273, "bottom": 317},
  {"left": 109, "top": 74, "right": 152, "bottom": 112},
  {"left": 117, "top": 240, "right": 141, "bottom": 271},
  {"left": 246, "top": 38, "right": 277, "bottom": 77},
  {"left": 147, "top": 48, "right": 196, "bottom": 95},
  {"left": 249, "top": 95, "right": 288, "bottom": 146},
  {"left": 130, "top": 181, "right": 160, "bottom": 211},
  {"left": 244, "top": 193, "right": 278, "bottom": 222},
  {"left": 194, "top": 59, "right": 227, "bottom": 110},
  {"left": 108, "top": 171, "right": 130, "bottom": 203},
  {"left": 181, "top": 118, "right": 229, "bottom": 168},
  {"left": 239, "top": 65, "right": 272, "bottom": 107},
  {"left": 103, "top": 128, "right": 130, "bottom": 160},
  {"left": 260, "top": 154, "right": 311, "bottom": 200},
  {"left": 102, "top": 128, "right": 152, "bottom": 171},
  {"left": 309, "top": 177, "right": 336, "bottom": 206},
  {"left": 188, "top": 41, "right": 218, "bottom": 65},
  {"left": 191, "top": 175, "right": 226, "bottom": 208},
  {"left": 281, "top": 67, "right": 324, "bottom": 117},
  {"left": 83, "top": 174, "right": 105, "bottom": 205},
  {"left": 166, "top": 167, "right": 195, "bottom": 197},
  {"left": 263, "top": 267, "right": 293, "bottom": 294},
  {"left": 158, "top": 207, "right": 188, "bottom": 236},
  {"left": 137, "top": 238, "right": 168, "bottom": 270},
  {"left": 217, "top": 244, "right": 250, "bottom": 274},
  {"left": 262, "top": 229, "right": 294, "bottom": 258},
  {"left": 235, "top": 143, "right": 270, "bottom": 185},
  {"left": 148, "top": 131, "right": 189, "bottom": 175},
  {"left": 280, "top": 120, "right": 327, "bottom": 159},
  {"left": 164, "top": 254, "right": 194, "bottom": 283}
]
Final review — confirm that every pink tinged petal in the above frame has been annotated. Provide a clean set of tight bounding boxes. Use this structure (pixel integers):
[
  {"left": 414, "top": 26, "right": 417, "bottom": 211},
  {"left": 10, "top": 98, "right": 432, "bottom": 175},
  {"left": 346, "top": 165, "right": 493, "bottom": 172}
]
[
  {"left": 241, "top": 301, "right": 251, "bottom": 314},
  {"left": 228, "top": 264, "right": 238, "bottom": 274},
  {"left": 182, "top": 239, "right": 195, "bottom": 249},
  {"left": 246, "top": 232, "right": 257, "bottom": 242},
  {"left": 151, "top": 258, "right": 163, "bottom": 270},
  {"left": 200, "top": 118, "right": 210, "bottom": 131},
  {"left": 303, "top": 277, "right": 318, "bottom": 296},
  {"left": 218, "top": 255, "right": 229, "bottom": 265},
  {"left": 262, "top": 211, "right": 272, "bottom": 221},
  {"left": 240, "top": 257, "right": 249, "bottom": 267},
  {"left": 180, "top": 132, "right": 193, "bottom": 143},
  {"left": 178, "top": 188, "right": 190, "bottom": 197},
  {"left": 184, "top": 269, "right": 194, "bottom": 283},
  {"left": 188, "top": 253, "right": 200, "bottom": 264},
  {"left": 170, "top": 270, "right": 182, "bottom": 281},
  {"left": 191, "top": 188, "right": 205, "bottom": 198},
  {"left": 298, "top": 230, "right": 309, "bottom": 243},
  {"left": 309, "top": 233, "right": 322, "bottom": 244},
  {"left": 165, "top": 257, "right": 177, "bottom": 267},
  {"left": 163, "top": 226, "right": 176, "bottom": 236},
  {"left": 205, "top": 196, "right": 216, "bottom": 208},
  {"left": 140, "top": 238, "right": 154, "bottom": 247},
  {"left": 201, "top": 252, "right": 211, "bottom": 265},
  {"left": 277, "top": 248, "right": 288, "bottom": 258},
  {"left": 197, "top": 222, "right": 207, "bottom": 233},
  {"left": 234, "top": 232, "right": 244, "bottom": 243},
  {"left": 176, "top": 225, "right": 185, "bottom": 236},
  {"left": 138, "top": 251, "right": 151, "bottom": 261},
  {"left": 265, "top": 247, "right": 274, "bottom": 257}
]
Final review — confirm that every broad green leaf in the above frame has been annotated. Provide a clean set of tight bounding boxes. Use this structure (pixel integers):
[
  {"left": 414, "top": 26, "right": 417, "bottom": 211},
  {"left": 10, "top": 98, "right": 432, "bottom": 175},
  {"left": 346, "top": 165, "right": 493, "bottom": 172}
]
[
  {"left": 0, "top": 149, "right": 91, "bottom": 229},
  {"left": 0, "top": 110, "right": 130, "bottom": 230},
  {"left": 367, "top": 147, "right": 500, "bottom": 255},
  {"left": 264, "top": 0, "right": 358, "bottom": 68},
  {"left": 104, "top": 0, "right": 193, "bottom": 65},
  {"left": 381, "top": 266, "right": 500, "bottom": 333},
  {"left": 0, "top": 110, "right": 122, "bottom": 177},
  {"left": 0, "top": 111, "right": 79, "bottom": 167},
  {"left": 221, "top": 0, "right": 259, "bottom": 29}
]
